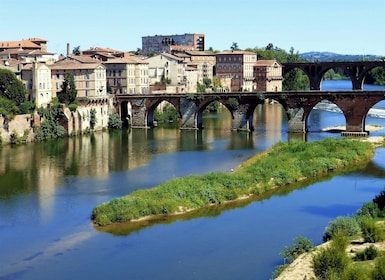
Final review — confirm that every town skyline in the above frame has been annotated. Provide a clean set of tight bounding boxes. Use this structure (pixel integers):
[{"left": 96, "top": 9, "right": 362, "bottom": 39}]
[{"left": 3, "top": 0, "right": 384, "bottom": 56}]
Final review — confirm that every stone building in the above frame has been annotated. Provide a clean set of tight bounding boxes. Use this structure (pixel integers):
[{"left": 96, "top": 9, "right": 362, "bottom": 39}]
[
  {"left": 254, "top": 60, "right": 283, "bottom": 92},
  {"left": 215, "top": 50, "right": 257, "bottom": 91},
  {"left": 142, "top": 33, "right": 205, "bottom": 55},
  {"left": 103, "top": 56, "right": 149, "bottom": 94}
]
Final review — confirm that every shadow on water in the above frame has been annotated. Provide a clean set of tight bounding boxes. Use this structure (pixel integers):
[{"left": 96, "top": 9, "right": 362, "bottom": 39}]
[{"left": 94, "top": 161, "right": 370, "bottom": 236}]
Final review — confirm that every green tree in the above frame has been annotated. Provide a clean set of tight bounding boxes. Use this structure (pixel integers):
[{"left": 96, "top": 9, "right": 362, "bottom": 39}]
[
  {"left": 0, "top": 68, "right": 27, "bottom": 106},
  {"left": 0, "top": 97, "right": 18, "bottom": 121},
  {"left": 57, "top": 73, "right": 77, "bottom": 105},
  {"left": 230, "top": 42, "right": 239, "bottom": 51},
  {"left": 72, "top": 46, "right": 81, "bottom": 55},
  {"left": 90, "top": 108, "right": 97, "bottom": 130}
]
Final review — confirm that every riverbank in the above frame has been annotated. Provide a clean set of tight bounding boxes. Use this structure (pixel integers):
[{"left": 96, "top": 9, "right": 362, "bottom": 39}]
[
  {"left": 276, "top": 237, "right": 385, "bottom": 280},
  {"left": 92, "top": 138, "right": 376, "bottom": 226}
]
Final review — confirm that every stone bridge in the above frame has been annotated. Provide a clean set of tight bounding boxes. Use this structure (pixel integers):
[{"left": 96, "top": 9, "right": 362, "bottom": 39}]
[
  {"left": 282, "top": 61, "right": 385, "bottom": 90},
  {"left": 116, "top": 90, "right": 385, "bottom": 136}
]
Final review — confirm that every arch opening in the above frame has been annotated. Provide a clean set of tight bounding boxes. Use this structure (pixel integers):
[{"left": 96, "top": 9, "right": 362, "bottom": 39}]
[
  {"left": 148, "top": 100, "right": 181, "bottom": 128},
  {"left": 197, "top": 100, "right": 232, "bottom": 130},
  {"left": 306, "top": 100, "right": 346, "bottom": 133}
]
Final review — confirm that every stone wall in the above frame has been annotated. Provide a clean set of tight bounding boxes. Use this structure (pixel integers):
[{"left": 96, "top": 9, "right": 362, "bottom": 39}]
[{"left": 0, "top": 114, "right": 35, "bottom": 144}]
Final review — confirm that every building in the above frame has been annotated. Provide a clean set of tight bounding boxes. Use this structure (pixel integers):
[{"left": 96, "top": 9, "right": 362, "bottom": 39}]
[
  {"left": 254, "top": 60, "right": 282, "bottom": 92},
  {"left": 145, "top": 53, "right": 192, "bottom": 93},
  {"left": 172, "top": 50, "right": 215, "bottom": 85},
  {"left": 215, "top": 50, "right": 257, "bottom": 91},
  {"left": 21, "top": 62, "right": 53, "bottom": 108},
  {"left": 103, "top": 56, "right": 149, "bottom": 94},
  {"left": 142, "top": 33, "right": 205, "bottom": 55},
  {"left": 50, "top": 58, "right": 107, "bottom": 98},
  {"left": 81, "top": 47, "right": 125, "bottom": 61},
  {"left": 0, "top": 38, "right": 48, "bottom": 52}
]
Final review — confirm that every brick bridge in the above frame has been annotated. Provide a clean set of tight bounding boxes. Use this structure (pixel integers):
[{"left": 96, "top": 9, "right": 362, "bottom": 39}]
[
  {"left": 116, "top": 90, "right": 385, "bottom": 136},
  {"left": 283, "top": 61, "right": 385, "bottom": 90}
]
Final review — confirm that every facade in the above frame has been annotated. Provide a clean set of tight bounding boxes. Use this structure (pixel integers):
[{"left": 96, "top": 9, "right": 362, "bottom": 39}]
[
  {"left": 215, "top": 50, "right": 257, "bottom": 91},
  {"left": 254, "top": 60, "right": 283, "bottom": 92},
  {"left": 49, "top": 59, "right": 107, "bottom": 98},
  {"left": 142, "top": 33, "right": 205, "bottom": 55},
  {"left": 172, "top": 50, "right": 215, "bottom": 85},
  {"left": 103, "top": 56, "right": 149, "bottom": 94},
  {"left": 0, "top": 38, "right": 48, "bottom": 52},
  {"left": 21, "top": 62, "right": 53, "bottom": 108}
]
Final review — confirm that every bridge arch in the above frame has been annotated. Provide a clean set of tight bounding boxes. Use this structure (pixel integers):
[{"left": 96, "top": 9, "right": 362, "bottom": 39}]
[
  {"left": 305, "top": 99, "right": 346, "bottom": 132},
  {"left": 146, "top": 98, "right": 181, "bottom": 128},
  {"left": 283, "top": 62, "right": 385, "bottom": 90}
]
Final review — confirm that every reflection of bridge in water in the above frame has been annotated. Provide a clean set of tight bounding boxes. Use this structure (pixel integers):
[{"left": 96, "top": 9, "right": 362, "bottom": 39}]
[{"left": 116, "top": 61, "right": 385, "bottom": 136}]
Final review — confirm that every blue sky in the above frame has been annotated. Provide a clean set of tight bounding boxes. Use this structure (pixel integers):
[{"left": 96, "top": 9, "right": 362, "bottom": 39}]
[{"left": 3, "top": 0, "right": 384, "bottom": 56}]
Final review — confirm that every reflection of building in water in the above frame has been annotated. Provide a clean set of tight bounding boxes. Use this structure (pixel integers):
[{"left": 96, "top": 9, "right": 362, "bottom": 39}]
[
  {"left": 37, "top": 160, "right": 61, "bottom": 223},
  {"left": 263, "top": 104, "right": 283, "bottom": 140}
]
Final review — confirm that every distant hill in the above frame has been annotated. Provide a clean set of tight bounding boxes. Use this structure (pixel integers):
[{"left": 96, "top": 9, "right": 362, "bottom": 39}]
[{"left": 299, "top": 51, "right": 382, "bottom": 62}]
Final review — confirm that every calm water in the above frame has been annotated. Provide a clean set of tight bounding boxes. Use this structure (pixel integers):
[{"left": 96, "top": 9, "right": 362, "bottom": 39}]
[{"left": 0, "top": 80, "right": 384, "bottom": 280}]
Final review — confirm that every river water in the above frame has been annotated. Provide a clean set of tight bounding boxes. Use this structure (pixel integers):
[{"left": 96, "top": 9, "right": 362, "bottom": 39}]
[{"left": 0, "top": 80, "right": 384, "bottom": 280}]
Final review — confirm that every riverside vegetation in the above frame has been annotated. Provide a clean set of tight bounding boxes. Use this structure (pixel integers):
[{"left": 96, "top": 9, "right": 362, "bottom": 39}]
[
  {"left": 274, "top": 188, "right": 385, "bottom": 280},
  {"left": 91, "top": 138, "right": 375, "bottom": 226}
]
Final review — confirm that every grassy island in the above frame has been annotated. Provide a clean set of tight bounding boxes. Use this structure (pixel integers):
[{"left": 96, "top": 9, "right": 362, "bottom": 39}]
[{"left": 92, "top": 138, "right": 375, "bottom": 226}]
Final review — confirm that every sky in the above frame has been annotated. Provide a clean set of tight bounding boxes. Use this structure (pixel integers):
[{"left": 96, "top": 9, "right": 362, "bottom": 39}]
[{"left": 2, "top": 0, "right": 384, "bottom": 56}]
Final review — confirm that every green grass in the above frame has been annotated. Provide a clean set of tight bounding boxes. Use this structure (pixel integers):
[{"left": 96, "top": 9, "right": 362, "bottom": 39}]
[{"left": 91, "top": 138, "right": 375, "bottom": 226}]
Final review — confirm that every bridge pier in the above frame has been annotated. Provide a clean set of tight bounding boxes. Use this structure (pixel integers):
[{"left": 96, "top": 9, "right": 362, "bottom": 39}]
[
  {"left": 180, "top": 98, "right": 198, "bottom": 129},
  {"left": 287, "top": 107, "right": 306, "bottom": 133},
  {"left": 231, "top": 104, "right": 253, "bottom": 131}
]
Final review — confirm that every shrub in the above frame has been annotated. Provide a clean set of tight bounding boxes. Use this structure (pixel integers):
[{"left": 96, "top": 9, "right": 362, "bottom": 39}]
[
  {"left": 357, "top": 202, "right": 382, "bottom": 218},
  {"left": 360, "top": 218, "right": 384, "bottom": 243},
  {"left": 312, "top": 233, "right": 351, "bottom": 280},
  {"left": 342, "top": 265, "right": 372, "bottom": 280},
  {"left": 280, "top": 235, "right": 314, "bottom": 264},
  {"left": 354, "top": 245, "right": 378, "bottom": 261},
  {"left": 372, "top": 254, "right": 385, "bottom": 280},
  {"left": 323, "top": 216, "right": 361, "bottom": 241},
  {"left": 68, "top": 103, "right": 78, "bottom": 112},
  {"left": 373, "top": 188, "right": 385, "bottom": 213},
  {"left": 108, "top": 113, "right": 122, "bottom": 129}
]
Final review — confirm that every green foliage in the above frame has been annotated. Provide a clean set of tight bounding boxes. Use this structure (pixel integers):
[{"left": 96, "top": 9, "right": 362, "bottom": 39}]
[
  {"left": 34, "top": 101, "right": 66, "bottom": 141},
  {"left": 196, "top": 82, "right": 206, "bottom": 93},
  {"left": 92, "top": 138, "right": 374, "bottom": 226},
  {"left": 357, "top": 202, "right": 383, "bottom": 218},
  {"left": 354, "top": 245, "right": 378, "bottom": 261},
  {"left": 312, "top": 233, "right": 351, "bottom": 280},
  {"left": 205, "top": 101, "right": 220, "bottom": 112},
  {"left": 372, "top": 254, "right": 385, "bottom": 280},
  {"left": 373, "top": 188, "right": 385, "bottom": 212},
  {"left": 342, "top": 265, "right": 372, "bottom": 280},
  {"left": 0, "top": 68, "right": 27, "bottom": 105},
  {"left": 57, "top": 73, "right": 77, "bottom": 105},
  {"left": 0, "top": 97, "right": 18, "bottom": 120},
  {"left": 226, "top": 97, "right": 239, "bottom": 109},
  {"left": 154, "top": 104, "right": 179, "bottom": 123},
  {"left": 18, "top": 101, "right": 35, "bottom": 114},
  {"left": 323, "top": 216, "right": 361, "bottom": 241},
  {"left": 89, "top": 108, "right": 97, "bottom": 130},
  {"left": 360, "top": 218, "right": 384, "bottom": 243},
  {"left": 280, "top": 235, "right": 314, "bottom": 264},
  {"left": 108, "top": 113, "right": 122, "bottom": 129},
  {"left": 68, "top": 103, "right": 78, "bottom": 112}
]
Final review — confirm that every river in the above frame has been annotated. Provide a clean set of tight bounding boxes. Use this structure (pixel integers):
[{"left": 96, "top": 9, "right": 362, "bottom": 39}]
[{"left": 0, "top": 80, "right": 384, "bottom": 280}]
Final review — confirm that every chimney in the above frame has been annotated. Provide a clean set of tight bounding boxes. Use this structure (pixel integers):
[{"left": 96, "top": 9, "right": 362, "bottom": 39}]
[{"left": 67, "top": 43, "right": 70, "bottom": 56}]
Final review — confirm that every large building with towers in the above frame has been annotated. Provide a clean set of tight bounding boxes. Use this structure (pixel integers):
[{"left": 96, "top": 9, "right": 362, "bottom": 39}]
[{"left": 142, "top": 33, "right": 205, "bottom": 55}]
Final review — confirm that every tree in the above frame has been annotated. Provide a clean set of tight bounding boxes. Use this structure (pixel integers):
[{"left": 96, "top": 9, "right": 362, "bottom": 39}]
[
  {"left": 230, "top": 42, "right": 239, "bottom": 51},
  {"left": 90, "top": 108, "right": 97, "bottom": 130},
  {"left": 57, "top": 73, "right": 77, "bottom": 105},
  {"left": 72, "top": 46, "right": 81, "bottom": 55},
  {"left": 0, "top": 97, "right": 18, "bottom": 121},
  {"left": 0, "top": 68, "right": 27, "bottom": 106}
]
